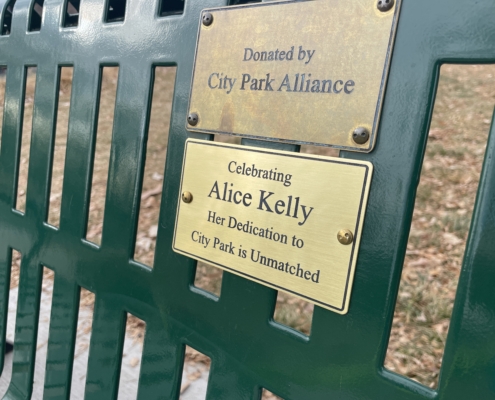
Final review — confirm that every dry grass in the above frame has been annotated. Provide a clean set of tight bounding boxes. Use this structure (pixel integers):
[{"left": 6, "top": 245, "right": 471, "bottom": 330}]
[
  {"left": 3, "top": 63, "right": 495, "bottom": 393},
  {"left": 47, "top": 67, "right": 73, "bottom": 226},
  {"left": 273, "top": 292, "right": 313, "bottom": 335},
  {"left": 16, "top": 68, "right": 37, "bottom": 212},
  {"left": 262, "top": 389, "right": 283, "bottom": 400},
  {"left": 384, "top": 64, "right": 495, "bottom": 387}
]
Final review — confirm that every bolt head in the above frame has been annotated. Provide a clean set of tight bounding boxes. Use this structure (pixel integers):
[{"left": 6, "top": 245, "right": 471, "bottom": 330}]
[
  {"left": 377, "top": 0, "right": 394, "bottom": 12},
  {"left": 187, "top": 113, "right": 199, "bottom": 126},
  {"left": 337, "top": 229, "right": 354, "bottom": 245},
  {"left": 202, "top": 12, "right": 213, "bottom": 26},
  {"left": 352, "top": 127, "right": 370, "bottom": 145},
  {"left": 182, "top": 191, "right": 193, "bottom": 204}
]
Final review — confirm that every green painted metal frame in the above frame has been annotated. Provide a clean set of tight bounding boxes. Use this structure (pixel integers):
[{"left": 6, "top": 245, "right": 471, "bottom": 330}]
[{"left": 0, "top": 0, "right": 494, "bottom": 398}]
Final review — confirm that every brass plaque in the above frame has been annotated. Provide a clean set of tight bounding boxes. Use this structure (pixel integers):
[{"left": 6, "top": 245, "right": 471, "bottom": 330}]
[
  {"left": 187, "top": 0, "right": 400, "bottom": 152},
  {"left": 173, "top": 140, "right": 373, "bottom": 314}
]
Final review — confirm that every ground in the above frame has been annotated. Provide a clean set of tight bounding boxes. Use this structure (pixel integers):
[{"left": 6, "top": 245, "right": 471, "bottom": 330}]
[
  {"left": 384, "top": 64, "right": 495, "bottom": 387},
  {"left": 2, "top": 63, "right": 495, "bottom": 395}
]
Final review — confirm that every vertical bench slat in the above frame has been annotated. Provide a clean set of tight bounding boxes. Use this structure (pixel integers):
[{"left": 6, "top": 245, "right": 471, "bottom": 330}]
[
  {"left": 101, "top": 63, "right": 152, "bottom": 254},
  {"left": 24, "top": 63, "right": 57, "bottom": 223},
  {"left": 0, "top": 247, "right": 12, "bottom": 377},
  {"left": 59, "top": 65, "right": 101, "bottom": 239},
  {"left": 84, "top": 296, "right": 125, "bottom": 399},
  {"left": 137, "top": 315, "right": 183, "bottom": 400},
  {"left": 437, "top": 116, "right": 495, "bottom": 398},
  {"left": 0, "top": 64, "right": 25, "bottom": 211},
  {"left": 43, "top": 276, "right": 79, "bottom": 399},
  {"left": 6, "top": 255, "right": 43, "bottom": 398},
  {"left": 41, "top": 0, "right": 66, "bottom": 35},
  {"left": 8, "top": 0, "right": 29, "bottom": 40}
]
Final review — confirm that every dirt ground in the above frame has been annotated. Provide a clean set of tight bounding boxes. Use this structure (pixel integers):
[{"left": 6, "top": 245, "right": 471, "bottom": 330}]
[
  {"left": 384, "top": 64, "right": 495, "bottom": 387},
  {"left": 3, "top": 63, "right": 495, "bottom": 393}
]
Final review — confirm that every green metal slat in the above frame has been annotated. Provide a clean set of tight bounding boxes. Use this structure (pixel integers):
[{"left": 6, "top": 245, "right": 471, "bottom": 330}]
[
  {"left": 43, "top": 276, "right": 79, "bottom": 399},
  {"left": 0, "top": 64, "right": 25, "bottom": 210},
  {"left": 0, "top": 248, "right": 12, "bottom": 377},
  {"left": 24, "top": 63, "right": 57, "bottom": 223},
  {"left": 136, "top": 315, "right": 183, "bottom": 400},
  {"left": 6, "top": 256, "right": 42, "bottom": 398},
  {"left": 101, "top": 64, "right": 152, "bottom": 253},
  {"left": 8, "top": 0, "right": 30, "bottom": 40},
  {"left": 437, "top": 115, "right": 495, "bottom": 397},
  {"left": 40, "top": 0, "right": 64, "bottom": 36},
  {"left": 218, "top": 272, "right": 279, "bottom": 332},
  {"left": 0, "top": 0, "right": 8, "bottom": 33},
  {"left": 84, "top": 296, "right": 126, "bottom": 399},
  {"left": 58, "top": 64, "right": 101, "bottom": 238}
]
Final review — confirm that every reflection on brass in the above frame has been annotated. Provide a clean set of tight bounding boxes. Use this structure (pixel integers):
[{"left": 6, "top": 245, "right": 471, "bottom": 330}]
[
  {"left": 337, "top": 230, "right": 354, "bottom": 245},
  {"left": 182, "top": 191, "right": 193, "bottom": 203},
  {"left": 188, "top": 0, "right": 401, "bottom": 152},
  {"left": 352, "top": 127, "right": 370, "bottom": 145},
  {"left": 173, "top": 140, "right": 373, "bottom": 314},
  {"left": 187, "top": 113, "right": 199, "bottom": 126}
]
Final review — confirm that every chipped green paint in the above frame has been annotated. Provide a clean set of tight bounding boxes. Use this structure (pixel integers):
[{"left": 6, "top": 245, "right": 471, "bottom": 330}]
[{"left": 0, "top": 0, "right": 494, "bottom": 399}]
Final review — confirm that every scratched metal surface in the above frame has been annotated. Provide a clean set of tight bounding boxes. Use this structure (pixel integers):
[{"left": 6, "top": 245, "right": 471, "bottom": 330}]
[{"left": 0, "top": 0, "right": 494, "bottom": 399}]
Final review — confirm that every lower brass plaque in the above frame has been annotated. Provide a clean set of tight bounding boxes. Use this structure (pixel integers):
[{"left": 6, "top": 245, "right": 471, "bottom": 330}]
[
  {"left": 187, "top": 0, "right": 401, "bottom": 152},
  {"left": 173, "top": 140, "right": 373, "bottom": 314}
]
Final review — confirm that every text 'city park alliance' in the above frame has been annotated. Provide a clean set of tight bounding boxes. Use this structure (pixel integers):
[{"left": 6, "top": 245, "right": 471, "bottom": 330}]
[{"left": 205, "top": 45, "right": 356, "bottom": 95}]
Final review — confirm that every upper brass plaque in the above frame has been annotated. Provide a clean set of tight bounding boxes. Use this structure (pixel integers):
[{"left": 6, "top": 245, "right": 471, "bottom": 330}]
[
  {"left": 187, "top": 0, "right": 400, "bottom": 152},
  {"left": 173, "top": 140, "right": 373, "bottom": 314}
]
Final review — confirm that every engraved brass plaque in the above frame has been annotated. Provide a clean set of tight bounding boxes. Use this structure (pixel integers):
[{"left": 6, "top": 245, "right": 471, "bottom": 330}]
[
  {"left": 187, "top": 0, "right": 400, "bottom": 152},
  {"left": 173, "top": 140, "right": 373, "bottom": 314}
]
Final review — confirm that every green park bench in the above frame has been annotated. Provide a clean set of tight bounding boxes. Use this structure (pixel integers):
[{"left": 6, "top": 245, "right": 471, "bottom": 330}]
[{"left": 0, "top": 0, "right": 494, "bottom": 398}]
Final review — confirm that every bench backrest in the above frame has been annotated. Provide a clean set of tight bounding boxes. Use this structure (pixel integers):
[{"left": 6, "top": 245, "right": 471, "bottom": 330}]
[{"left": 0, "top": 0, "right": 494, "bottom": 398}]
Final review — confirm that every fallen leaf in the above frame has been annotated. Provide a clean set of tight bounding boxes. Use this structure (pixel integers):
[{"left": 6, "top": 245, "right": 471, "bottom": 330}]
[
  {"left": 442, "top": 232, "right": 463, "bottom": 246},
  {"left": 129, "top": 357, "right": 140, "bottom": 367}
]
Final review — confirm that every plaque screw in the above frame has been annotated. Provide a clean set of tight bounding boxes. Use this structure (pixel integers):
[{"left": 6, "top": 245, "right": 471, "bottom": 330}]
[
  {"left": 187, "top": 113, "right": 199, "bottom": 126},
  {"left": 182, "top": 191, "right": 193, "bottom": 204},
  {"left": 377, "top": 0, "right": 394, "bottom": 12},
  {"left": 202, "top": 12, "right": 213, "bottom": 26},
  {"left": 337, "top": 229, "right": 354, "bottom": 245},
  {"left": 352, "top": 127, "right": 370, "bottom": 145}
]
